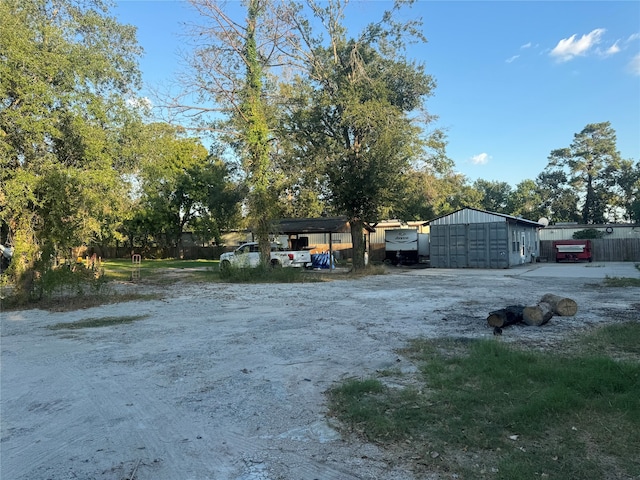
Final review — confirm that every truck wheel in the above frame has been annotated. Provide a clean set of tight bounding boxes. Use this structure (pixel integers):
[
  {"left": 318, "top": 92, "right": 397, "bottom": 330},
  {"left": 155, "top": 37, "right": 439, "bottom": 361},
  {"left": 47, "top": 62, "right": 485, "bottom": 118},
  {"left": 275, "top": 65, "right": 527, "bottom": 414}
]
[
  {"left": 270, "top": 259, "right": 281, "bottom": 268},
  {"left": 220, "top": 260, "right": 231, "bottom": 272}
]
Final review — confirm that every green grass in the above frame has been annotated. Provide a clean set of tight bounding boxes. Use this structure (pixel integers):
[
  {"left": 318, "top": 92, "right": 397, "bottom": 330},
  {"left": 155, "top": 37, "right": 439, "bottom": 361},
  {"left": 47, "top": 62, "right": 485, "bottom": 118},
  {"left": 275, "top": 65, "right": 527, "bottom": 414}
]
[
  {"left": 102, "top": 258, "right": 219, "bottom": 282},
  {"left": 603, "top": 276, "right": 640, "bottom": 287},
  {"left": 48, "top": 314, "right": 150, "bottom": 330},
  {"left": 327, "top": 323, "right": 640, "bottom": 479},
  {"left": 602, "top": 264, "right": 640, "bottom": 287}
]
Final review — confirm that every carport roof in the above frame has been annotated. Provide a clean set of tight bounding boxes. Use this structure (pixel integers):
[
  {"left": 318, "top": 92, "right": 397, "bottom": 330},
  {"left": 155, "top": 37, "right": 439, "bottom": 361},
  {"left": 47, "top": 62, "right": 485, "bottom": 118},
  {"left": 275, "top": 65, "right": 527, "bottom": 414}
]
[{"left": 275, "top": 217, "right": 375, "bottom": 234}]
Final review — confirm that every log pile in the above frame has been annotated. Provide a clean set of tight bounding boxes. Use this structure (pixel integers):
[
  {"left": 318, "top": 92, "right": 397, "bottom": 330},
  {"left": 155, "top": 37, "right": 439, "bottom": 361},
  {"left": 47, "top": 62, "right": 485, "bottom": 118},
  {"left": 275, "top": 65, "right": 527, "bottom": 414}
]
[{"left": 487, "top": 294, "right": 578, "bottom": 330}]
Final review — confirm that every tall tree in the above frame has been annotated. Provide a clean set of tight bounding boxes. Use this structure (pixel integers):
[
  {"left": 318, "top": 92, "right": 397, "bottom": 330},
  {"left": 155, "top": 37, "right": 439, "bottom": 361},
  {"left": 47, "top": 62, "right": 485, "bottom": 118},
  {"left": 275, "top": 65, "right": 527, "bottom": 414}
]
[
  {"left": 546, "top": 122, "right": 624, "bottom": 224},
  {"left": 506, "top": 179, "right": 545, "bottom": 221},
  {"left": 535, "top": 170, "right": 581, "bottom": 223},
  {"left": 282, "top": 0, "right": 441, "bottom": 269},
  {"left": 473, "top": 179, "right": 512, "bottom": 214},
  {"left": 0, "top": 0, "right": 143, "bottom": 291},
  {"left": 122, "top": 124, "right": 243, "bottom": 251},
  {"left": 170, "top": 0, "right": 293, "bottom": 264},
  {"left": 604, "top": 158, "right": 639, "bottom": 222}
]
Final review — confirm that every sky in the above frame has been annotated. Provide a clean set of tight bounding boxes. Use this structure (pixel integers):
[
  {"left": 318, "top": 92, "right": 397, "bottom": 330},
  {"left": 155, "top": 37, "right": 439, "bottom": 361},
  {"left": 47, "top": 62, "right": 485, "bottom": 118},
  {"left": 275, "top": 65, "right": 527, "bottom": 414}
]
[{"left": 113, "top": 0, "right": 640, "bottom": 188}]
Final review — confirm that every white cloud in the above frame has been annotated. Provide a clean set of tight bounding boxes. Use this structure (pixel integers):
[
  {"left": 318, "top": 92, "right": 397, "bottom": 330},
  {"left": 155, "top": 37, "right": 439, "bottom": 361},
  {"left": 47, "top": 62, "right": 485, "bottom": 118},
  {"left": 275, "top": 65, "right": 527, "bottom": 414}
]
[
  {"left": 549, "top": 28, "right": 605, "bottom": 62},
  {"left": 470, "top": 153, "right": 490, "bottom": 165},
  {"left": 520, "top": 42, "right": 532, "bottom": 49},
  {"left": 628, "top": 54, "right": 640, "bottom": 76},
  {"left": 627, "top": 33, "right": 640, "bottom": 43},
  {"left": 506, "top": 55, "right": 520, "bottom": 63},
  {"left": 602, "top": 40, "right": 620, "bottom": 57}
]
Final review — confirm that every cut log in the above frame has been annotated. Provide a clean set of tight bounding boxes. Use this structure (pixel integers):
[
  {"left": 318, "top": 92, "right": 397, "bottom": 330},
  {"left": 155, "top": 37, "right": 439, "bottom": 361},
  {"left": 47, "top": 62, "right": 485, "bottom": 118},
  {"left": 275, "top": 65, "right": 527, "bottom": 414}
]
[
  {"left": 539, "top": 294, "right": 578, "bottom": 316},
  {"left": 487, "top": 305, "right": 525, "bottom": 328},
  {"left": 522, "top": 302, "right": 554, "bottom": 326}
]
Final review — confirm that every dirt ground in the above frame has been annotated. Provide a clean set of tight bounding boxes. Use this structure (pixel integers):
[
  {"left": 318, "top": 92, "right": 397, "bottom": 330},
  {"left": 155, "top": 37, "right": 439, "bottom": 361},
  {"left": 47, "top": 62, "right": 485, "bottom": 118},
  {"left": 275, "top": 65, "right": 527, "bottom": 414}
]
[{"left": 2, "top": 262, "right": 639, "bottom": 480}]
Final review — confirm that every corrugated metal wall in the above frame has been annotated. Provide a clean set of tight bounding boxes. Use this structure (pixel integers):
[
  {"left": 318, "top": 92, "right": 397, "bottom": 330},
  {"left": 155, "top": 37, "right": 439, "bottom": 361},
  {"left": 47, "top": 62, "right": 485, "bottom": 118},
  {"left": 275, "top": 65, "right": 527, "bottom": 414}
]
[
  {"left": 430, "top": 209, "right": 506, "bottom": 226},
  {"left": 430, "top": 223, "right": 510, "bottom": 268},
  {"left": 540, "top": 225, "right": 640, "bottom": 241}
]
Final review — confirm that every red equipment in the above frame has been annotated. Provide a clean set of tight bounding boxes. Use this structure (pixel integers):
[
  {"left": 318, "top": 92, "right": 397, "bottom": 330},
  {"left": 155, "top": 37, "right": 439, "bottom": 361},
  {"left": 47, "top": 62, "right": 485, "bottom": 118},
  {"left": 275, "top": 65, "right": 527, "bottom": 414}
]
[{"left": 553, "top": 240, "right": 592, "bottom": 263}]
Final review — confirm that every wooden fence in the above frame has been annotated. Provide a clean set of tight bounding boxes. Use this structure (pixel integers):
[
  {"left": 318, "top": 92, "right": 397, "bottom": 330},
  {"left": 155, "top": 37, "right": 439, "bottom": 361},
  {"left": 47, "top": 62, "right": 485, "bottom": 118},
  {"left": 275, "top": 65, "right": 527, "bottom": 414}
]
[{"left": 540, "top": 239, "right": 640, "bottom": 262}]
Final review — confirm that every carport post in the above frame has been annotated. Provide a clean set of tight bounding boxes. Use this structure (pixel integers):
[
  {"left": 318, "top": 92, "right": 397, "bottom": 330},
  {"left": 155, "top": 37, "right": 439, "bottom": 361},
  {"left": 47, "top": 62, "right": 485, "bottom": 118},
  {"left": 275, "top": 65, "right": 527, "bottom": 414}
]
[{"left": 329, "top": 233, "right": 334, "bottom": 271}]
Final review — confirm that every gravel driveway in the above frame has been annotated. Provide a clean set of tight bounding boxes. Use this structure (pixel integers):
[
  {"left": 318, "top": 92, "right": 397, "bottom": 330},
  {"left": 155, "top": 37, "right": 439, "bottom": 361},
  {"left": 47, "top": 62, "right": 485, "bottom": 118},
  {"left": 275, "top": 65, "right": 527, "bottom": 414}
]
[{"left": 2, "top": 263, "right": 638, "bottom": 479}]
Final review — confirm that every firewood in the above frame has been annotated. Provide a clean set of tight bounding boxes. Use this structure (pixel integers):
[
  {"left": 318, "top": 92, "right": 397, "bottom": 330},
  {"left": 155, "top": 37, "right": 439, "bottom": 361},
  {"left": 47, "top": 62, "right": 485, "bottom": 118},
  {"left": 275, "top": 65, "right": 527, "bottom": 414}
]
[
  {"left": 487, "top": 305, "right": 525, "bottom": 328},
  {"left": 522, "top": 302, "right": 554, "bottom": 326},
  {"left": 539, "top": 294, "right": 578, "bottom": 316}
]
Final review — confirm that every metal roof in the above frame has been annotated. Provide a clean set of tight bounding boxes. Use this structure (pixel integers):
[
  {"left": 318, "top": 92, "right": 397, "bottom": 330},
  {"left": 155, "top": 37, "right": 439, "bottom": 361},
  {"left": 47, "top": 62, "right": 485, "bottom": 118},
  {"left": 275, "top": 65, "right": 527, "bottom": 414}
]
[{"left": 428, "top": 207, "right": 544, "bottom": 228}]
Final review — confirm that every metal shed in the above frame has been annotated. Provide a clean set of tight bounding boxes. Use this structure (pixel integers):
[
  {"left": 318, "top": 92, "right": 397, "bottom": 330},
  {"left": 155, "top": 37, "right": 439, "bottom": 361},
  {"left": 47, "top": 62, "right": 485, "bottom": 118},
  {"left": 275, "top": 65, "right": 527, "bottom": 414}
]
[{"left": 428, "top": 207, "right": 544, "bottom": 269}]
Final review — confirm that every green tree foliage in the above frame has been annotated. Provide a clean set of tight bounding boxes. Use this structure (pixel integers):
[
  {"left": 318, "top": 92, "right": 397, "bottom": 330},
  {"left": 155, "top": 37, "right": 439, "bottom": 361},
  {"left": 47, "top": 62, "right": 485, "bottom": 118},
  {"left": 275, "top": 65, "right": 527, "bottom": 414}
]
[
  {"left": 473, "top": 179, "right": 513, "bottom": 214},
  {"left": 0, "top": 0, "right": 143, "bottom": 292},
  {"left": 121, "top": 124, "right": 243, "bottom": 251},
  {"left": 240, "top": 0, "right": 277, "bottom": 263},
  {"left": 534, "top": 169, "right": 581, "bottom": 223},
  {"left": 628, "top": 162, "right": 640, "bottom": 222},
  {"left": 572, "top": 228, "right": 605, "bottom": 239},
  {"left": 174, "top": 0, "right": 294, "bottom": 265},
  {"left": 546, "top": 122, "right": 626, "bottom": 224},
  {"left": 506, "top": 179, "right": 546, "bottom": 221},
  {"left": 283, "top": 0, "right": 441, "bottom": 269},
  {"left": 605, "top": 158, "right": 639, "bottom": 222}
]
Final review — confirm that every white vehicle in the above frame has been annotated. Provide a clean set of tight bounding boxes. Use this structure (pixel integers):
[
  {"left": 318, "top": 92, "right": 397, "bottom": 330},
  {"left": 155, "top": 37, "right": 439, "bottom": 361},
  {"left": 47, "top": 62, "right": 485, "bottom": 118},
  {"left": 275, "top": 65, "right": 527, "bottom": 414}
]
[{"left": 219, "top": 242, "right": 312, "bottom": 270}]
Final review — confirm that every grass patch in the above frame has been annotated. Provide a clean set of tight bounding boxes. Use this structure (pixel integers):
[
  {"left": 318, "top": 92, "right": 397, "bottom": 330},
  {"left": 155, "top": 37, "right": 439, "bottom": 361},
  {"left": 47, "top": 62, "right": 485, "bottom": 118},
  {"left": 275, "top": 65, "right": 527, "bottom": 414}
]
[
  {"left": 603, "top": 276, "right": 640, "bottom": 287},
  {"left": 219, "top": 262, "right": 318, "bottom": 283},
  {"left": 102, "top": 259, "right": 218, "bottom": 282},
  {"left": 327, "top": 323, "right": 640, "bottom": 479},
  {"left": 2, "top": 290, "right": 161, "bottom": 312},
  {"left": 48, "top": 314, "right": 150, "bottom": 330},
  {"left": 577, "top": 321, "right": 640, "bottom": 360},
  {"left": 603, "top": 264, "right": 640, "bottom": 287}
]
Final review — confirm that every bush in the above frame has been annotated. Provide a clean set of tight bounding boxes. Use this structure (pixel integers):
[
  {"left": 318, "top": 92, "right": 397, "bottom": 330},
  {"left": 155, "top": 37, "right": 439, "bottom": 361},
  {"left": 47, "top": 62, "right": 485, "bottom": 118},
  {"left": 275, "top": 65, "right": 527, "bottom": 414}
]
[
  {"left": 34, "top": 264, "right": 108, "bottom": 299},
  {"left": 573, "top": 228, "right": 605, "bottom": 239}
]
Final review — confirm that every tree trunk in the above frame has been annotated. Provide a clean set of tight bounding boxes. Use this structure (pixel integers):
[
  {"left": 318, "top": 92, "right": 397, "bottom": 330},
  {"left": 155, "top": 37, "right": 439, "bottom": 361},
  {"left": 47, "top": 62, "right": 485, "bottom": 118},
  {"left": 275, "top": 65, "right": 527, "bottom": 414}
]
[
  {"left": 350, "top": 218, "right": 366, "bottom": 271},
  {"left": 522, "top": 302, "right": 554, "bottom": 326},
  {"left": 539, "top": 294, "right": 578, "bottom": 316},
  {"left": 487, "top": 305, "right": 525, "bottom": 328}
]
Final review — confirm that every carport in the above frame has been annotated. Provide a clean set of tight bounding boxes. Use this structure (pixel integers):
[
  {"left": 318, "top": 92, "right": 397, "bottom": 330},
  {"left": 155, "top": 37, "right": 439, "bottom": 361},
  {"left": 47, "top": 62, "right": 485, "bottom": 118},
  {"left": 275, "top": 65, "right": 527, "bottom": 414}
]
[{"left": 272, "top": 217, "right": 374, "bottom": 268}]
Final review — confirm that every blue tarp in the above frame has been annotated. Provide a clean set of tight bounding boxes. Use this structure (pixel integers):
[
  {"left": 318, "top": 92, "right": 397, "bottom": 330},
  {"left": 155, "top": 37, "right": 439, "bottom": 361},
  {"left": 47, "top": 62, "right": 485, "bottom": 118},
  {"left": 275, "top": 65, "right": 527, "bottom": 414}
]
[{"left": 311, "top": 253, "right": 335, "bottom": 269}]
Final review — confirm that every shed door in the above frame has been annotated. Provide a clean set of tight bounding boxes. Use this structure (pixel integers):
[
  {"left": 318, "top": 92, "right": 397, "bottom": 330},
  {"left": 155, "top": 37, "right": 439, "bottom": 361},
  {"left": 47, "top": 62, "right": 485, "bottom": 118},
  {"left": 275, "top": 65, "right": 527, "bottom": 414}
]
[
  {"left": 468, "top": 223, "right": 509, "bottom": 268},
  {"left": 448, "top": 224, "right": 468, "bottom": 268}
]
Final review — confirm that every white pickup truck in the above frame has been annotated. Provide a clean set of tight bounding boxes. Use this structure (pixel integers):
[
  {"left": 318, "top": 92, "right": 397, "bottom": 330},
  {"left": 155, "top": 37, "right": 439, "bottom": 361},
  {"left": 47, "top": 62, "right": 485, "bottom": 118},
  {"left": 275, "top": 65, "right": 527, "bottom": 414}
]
[{"left": 219, "top": 242, "right": 312, "bottom": 270}]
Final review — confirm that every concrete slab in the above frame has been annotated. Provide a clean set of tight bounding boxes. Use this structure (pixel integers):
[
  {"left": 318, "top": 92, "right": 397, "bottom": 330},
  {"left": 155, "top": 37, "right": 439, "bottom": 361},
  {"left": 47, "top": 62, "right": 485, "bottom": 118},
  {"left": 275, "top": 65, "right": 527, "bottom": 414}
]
[
  {"left": 398, "top": 262, "right": 640, "bottom": 279},
  {"left": 514, "top": 262, "right": 640, "bottom": 279}
]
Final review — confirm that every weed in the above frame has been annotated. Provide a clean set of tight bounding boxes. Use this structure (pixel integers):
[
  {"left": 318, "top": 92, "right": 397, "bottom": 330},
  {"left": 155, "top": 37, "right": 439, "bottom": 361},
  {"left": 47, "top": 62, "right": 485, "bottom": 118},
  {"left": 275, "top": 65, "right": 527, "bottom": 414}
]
[
  {"left": 603, "top": 276, "right": 640, "bottom": 287},
  {"left": 219, "top": 262, "right": 314, "bottom": 283},
  {"left": 327, "top": 325, "right": 640, "bottom": 479}
]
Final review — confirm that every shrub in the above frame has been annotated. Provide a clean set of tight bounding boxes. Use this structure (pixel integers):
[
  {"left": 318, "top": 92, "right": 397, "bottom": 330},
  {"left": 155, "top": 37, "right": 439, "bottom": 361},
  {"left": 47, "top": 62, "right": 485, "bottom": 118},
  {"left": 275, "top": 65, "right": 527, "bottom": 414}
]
[{"left": 573, "top": 228, "right": 605, "bottom": 239}]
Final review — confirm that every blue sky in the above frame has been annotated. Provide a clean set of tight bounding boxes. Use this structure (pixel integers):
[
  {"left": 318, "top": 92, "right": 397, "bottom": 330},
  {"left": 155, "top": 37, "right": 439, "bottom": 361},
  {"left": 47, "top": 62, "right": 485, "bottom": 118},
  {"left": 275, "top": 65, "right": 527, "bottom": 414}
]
[{"left": 114, "top": 0, "right": 640, "bottom": 188}]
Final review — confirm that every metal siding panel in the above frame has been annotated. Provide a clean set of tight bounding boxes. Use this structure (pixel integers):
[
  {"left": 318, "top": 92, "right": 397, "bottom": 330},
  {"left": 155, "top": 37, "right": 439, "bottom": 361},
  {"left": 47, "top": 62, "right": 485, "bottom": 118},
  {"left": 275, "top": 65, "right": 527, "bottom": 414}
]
[
  {"left": 466, "top": 223, "right": 509, "bottom": 268},
  {"left": 429, "top": 225, "right": 448, "bottom": 268},
  {"left": 468, "top": 223, "right": 487, "bottom": 268},
  {"left": 431, "top": 208, "right": 506, "bottom": 226},
  {"left": 449, "top": 224, "right": 468, "bottom": 268},
  {"left": 489, "top": 222, "right": 509, "bottom": 268}
]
